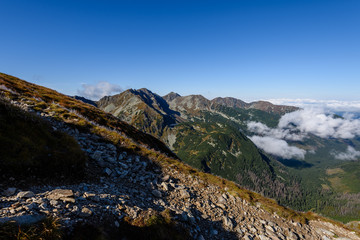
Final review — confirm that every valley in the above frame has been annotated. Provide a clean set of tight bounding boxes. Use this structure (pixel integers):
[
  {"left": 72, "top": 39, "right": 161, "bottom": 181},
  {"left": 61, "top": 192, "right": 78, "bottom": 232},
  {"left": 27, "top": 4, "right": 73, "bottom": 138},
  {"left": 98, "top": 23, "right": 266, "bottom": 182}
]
[
  {"left": 97, "top": 88, "right": 360, "bottom": 223},
  {"left": 0, "top": 73, "right": 359, "bottom": 239}
]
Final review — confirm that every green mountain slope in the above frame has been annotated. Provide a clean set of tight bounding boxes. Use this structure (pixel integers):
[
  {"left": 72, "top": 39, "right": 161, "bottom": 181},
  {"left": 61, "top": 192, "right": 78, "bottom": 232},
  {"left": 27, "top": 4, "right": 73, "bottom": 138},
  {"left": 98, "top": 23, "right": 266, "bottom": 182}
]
[
  {"left": 98, "top": 89, "right": 304, "bottom": 204},
  {"left": 98, "top": 88, "right": 360, "bottom": 222},
  {"left": 97, "top": 88, "right": 180, "bottom": 138},
  {"left": 1, "top": 73, "right": 359, "bottom": 238}
]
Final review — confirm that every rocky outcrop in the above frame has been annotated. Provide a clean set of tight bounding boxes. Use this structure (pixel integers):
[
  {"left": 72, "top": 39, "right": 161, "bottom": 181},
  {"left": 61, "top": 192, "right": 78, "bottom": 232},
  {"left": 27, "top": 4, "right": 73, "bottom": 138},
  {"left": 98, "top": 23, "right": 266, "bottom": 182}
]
[
  {"left": 247, "top": 101, "right": 298, "bottom": 115},
  {"left": 97, "top": 88, "right": 181, "bottom": 138}
]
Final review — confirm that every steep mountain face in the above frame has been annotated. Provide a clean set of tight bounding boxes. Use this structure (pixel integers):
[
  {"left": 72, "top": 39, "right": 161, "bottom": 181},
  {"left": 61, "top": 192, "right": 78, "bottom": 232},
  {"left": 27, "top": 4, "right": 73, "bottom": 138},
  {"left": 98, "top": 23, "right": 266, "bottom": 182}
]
[
  {"left": 1, "top": 73, "right": 359, "bottom": 239},
  {"left": 97, "top": 88, "right": 360, "bottom": 223},
  {"left": 98, "top": 89, "right": 302, "bottom": 202},
  {"left": 211, "top": 97, "right": 248, "bottom": 109},
  {"left": 164, "top": 94, "right": 211, "bottom": 118},
  {"left": 97, "top": 89, "right": 180, "bottom": 138}
]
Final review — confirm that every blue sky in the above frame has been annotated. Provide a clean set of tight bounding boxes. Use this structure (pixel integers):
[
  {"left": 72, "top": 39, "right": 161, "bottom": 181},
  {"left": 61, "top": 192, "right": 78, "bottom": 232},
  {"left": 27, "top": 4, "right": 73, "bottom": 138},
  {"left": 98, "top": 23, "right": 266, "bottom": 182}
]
[{"left": 1, "top": 0, "right": 359, "bottom": 101}]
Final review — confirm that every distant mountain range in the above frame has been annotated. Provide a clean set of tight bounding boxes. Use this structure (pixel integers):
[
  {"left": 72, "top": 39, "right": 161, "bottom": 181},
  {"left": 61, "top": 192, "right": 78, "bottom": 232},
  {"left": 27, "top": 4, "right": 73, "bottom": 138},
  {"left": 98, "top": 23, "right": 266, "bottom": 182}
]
[
  {"left": 1, "top": 72, "right": 359, "bottom": 238},
  {"left": 97, "top": 89, "right": 298, "bottom": 194},
  {"left": 95, "top": 88, "right": 360, "bottom": 222}
]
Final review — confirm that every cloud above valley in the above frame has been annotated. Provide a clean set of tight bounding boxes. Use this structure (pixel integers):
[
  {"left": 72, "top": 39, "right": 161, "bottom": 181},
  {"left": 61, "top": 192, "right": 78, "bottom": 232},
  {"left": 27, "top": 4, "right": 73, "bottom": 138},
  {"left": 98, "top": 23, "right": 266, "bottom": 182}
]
[
  {"left": 277, "top": 108, "right": 360, "bottom": 139},
  {"left": 77, "top": 82, "right": 123, "bottom": 100},
  {"left": 331, "top": 146, "right": 360, "bottom": 160},
  {"left": 267, "top": 98, "right": 360, "bottom": 113},
  {"left": 249, "top": 136, "right": 306, "bottom": 159},
  {"left": 247, "top": 108, "right": 360, "bottom": 159}
]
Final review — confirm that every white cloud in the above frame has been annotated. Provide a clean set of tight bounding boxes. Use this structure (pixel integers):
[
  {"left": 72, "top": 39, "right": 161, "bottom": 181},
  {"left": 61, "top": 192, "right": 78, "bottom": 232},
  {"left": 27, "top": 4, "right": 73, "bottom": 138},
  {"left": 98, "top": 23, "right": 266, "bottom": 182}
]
[
  {"left": 267, "top": 98, "right": 360, "bottom": 113},
  {"left": 247, "top": 121, "right": 305, "bottom": 141},
  {"left": 77, "top": 82, "right": 123, "bottom": 100},
  {"left": 278, "top": 108, "right": 360, "bottom": 139},
  {"left": 247, "top": 107, "right": 360, "bottom": 159},
  {"left": 332, "top": 146, "right": 360, "bottom": 160},
  {"left": 249, "top": 136, "right": 306, "bottom": 159}
]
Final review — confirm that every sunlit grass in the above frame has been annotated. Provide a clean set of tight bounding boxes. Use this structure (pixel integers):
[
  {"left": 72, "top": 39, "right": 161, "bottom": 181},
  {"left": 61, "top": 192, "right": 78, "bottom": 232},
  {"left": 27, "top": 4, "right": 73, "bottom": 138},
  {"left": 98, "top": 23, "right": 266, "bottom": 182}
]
[{"left": 0, "top": 72, "right": 357, "bottom": 235}]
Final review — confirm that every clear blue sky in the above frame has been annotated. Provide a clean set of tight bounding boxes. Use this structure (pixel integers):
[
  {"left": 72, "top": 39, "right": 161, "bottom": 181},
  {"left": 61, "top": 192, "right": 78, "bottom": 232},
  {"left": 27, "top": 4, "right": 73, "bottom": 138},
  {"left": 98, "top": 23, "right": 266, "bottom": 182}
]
[{"left": 1, "top": 0, "right": 359, "bottom": 101}]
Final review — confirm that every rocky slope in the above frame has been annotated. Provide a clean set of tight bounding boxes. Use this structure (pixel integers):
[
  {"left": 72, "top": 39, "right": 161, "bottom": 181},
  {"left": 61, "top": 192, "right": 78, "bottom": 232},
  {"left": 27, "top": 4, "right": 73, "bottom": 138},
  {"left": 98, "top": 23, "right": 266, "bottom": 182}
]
[
  {"left": 97, "top": 88, "right": 304, "bottom": 206},
  {"left": 97, "top": 88, "right": 181, "bottom": 138},
  {"left": 163, "top": 93, "right": 297, "bottom": 118},
  {"left": 96, "top": 87, "right": 360, "bottom": 223},
  {"left": 1, "top": 73, "right": 359, "bottom": 239}
]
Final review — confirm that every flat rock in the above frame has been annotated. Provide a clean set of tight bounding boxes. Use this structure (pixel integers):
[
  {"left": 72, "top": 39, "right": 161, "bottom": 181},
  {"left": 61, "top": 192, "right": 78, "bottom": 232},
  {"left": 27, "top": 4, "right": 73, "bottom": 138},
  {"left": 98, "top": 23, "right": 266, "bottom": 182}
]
[
  {"left": 217, "top": 195, "right": 226, "bottom": 204},
  {"left": 17, "top": 191, "right": 35, "bottom": 199},
  {"left": 179, "top": 189, "right": 190, "bottom": 199},
  {"left": 61, "top": 197, "right": 76, "bottom": 203},
  {"left": 162, "top": 175, "right": 170, "bottom": 182},
  {"left": 152, "top": 190, "right": 162, "bottom": 198},
  {"left": 222, "top": 216, "right": 233, "bottom": 230},
  {"left": 47, "top": 189, "right": 74, "bottom": 200}
]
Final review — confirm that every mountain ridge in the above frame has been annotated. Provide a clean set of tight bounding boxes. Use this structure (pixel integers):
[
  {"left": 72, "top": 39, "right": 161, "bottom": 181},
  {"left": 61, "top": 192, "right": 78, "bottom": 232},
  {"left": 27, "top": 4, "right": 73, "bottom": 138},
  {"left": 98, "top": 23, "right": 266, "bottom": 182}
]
[
  {"left": 96, "top": 88, "right": 306, "bottom": 206},
  {"left": 96, "top": 86, "right": 360, "bottom": 223},
  {"left": 1, "top": 73, "right": 359, "bottom": 239}
]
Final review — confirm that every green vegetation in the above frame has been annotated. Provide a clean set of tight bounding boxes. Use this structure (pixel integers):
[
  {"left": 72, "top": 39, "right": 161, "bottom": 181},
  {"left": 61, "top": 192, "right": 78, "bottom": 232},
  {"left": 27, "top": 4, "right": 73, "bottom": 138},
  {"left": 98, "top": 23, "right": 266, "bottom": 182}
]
[
  {"left": 66, "top": 209, "right": 189, "bottom": 240},
  {"left": 0, "top": 97, "right": 86, "bottom": 179},
  {"left": 0, "top": 73, "right": 176, "bottom": 159},
  {"left": 173, "top": 120, "right": 275, "bottom": 187},
  {"left": 0, "top": 217, "right": 62, "bottom": 240},
  {"left": 173, "top": 104, "right": 360, "bottom": 223},
  {"left": 327, "top": 161, "right": 360, "bottom": 193},
  {"left": 210, "top": 104, "right": 282, "bottom": 128},
  {"left": 94, "top": 77, "right": 360, "bottom": 222},
  {"left": 0, "top": 72, "right": 356, "bottom": 234},
  {"left": 0, "top": 211, "right": 189, "bottom": 240}
]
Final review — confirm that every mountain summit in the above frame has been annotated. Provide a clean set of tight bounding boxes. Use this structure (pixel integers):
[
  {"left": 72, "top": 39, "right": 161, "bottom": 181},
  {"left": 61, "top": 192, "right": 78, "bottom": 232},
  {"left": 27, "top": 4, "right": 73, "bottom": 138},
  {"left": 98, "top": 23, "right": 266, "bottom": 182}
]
[{"left": 97, "top": 88, "right": 305, "bottom": 203}]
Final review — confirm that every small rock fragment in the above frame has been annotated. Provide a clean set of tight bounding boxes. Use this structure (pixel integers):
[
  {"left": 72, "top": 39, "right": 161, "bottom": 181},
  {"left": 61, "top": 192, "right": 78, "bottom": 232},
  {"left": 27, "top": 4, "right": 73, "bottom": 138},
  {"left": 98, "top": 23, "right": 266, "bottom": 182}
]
[
  {"left": 152, "top": 190, "right": 162, "bottom": 198},
  {"left": 105, "top": 168, "right": 112, "bottom": 176},
  {"left": 79, "top": 207, "right": 92, "bottom": 217}
]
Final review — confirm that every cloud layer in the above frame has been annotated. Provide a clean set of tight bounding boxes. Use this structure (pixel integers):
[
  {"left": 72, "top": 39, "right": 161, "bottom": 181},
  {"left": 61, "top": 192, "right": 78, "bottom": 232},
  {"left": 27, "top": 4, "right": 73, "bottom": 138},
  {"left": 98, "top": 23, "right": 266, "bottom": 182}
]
[
  {"left": 77, "top": 82, "right": 123, "bottom": 100},
  {"left": 278, "top": 108, "right": 360, "bottom": 139},
  {"left": 247, "top": 108, "right": 360, "bottom": 159},
  {"left": 267, "top": 98, "right": 360, "bottom": 113},
  {"left": 249, "top": 136, "right": 306, "bottom": 159},
  {"left": 332, "top": 146, "right": 360, "bottom": 160}
]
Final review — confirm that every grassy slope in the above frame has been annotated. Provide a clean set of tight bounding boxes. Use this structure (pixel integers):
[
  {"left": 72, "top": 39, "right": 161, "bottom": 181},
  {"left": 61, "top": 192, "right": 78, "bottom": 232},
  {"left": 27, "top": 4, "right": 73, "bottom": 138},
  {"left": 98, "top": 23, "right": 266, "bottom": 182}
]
[
  {"left": 203, "top": 103, "right": 360, "bottom": 222},
  {"left": 0, "top": 72, "right": 356, "bottom": 233},
  {"left": 0, "top": 73, "right": 176, "bottom": 159},
  {"left": 0, "top": 97, "right": 86, "bottom": 179},
  {"left": 173, "top": 121, "right": 275, "bottom": 186},
  {"left": 96, "top": 81, "right": 360, "bottom": 222}
]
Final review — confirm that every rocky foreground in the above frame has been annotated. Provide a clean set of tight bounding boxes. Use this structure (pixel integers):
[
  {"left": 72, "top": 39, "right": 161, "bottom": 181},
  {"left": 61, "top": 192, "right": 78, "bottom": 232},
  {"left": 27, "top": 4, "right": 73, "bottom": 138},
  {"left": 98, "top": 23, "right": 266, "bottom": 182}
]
[
  {"left": 0, "top": 123, "right": 358, "bottom": 239},
  {"left": 0, "top": 91, "right": 358, "bottom": 239}
]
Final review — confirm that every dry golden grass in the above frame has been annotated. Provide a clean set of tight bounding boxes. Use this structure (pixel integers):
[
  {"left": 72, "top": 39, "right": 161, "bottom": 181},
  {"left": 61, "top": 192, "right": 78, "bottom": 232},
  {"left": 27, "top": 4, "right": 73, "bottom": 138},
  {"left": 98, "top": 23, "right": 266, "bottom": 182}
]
[
  {"left": 0, "top": 217, "right": 62, "bottom": 240},
  {"left": 326, "top": 168, "right": 345, "bottom": 175},
  {"left": 0, "top": 72, "right": 357, "bottom": 235}
]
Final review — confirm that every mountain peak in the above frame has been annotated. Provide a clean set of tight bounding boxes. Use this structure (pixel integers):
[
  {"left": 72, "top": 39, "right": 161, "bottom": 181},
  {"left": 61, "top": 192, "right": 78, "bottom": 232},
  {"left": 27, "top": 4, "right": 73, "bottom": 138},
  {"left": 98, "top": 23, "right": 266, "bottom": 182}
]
[
  {"left": 211, "top": 97, "right": 249, "bottom": 109},
  {"left": 249, "top": 100, "right": 298, "bottom": 114},
  {"left": 1, "top": 73, "right": 359, "bottom": 239},
  {"left": 163, "top": 92, "right": 181, "bottom": 102}
]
